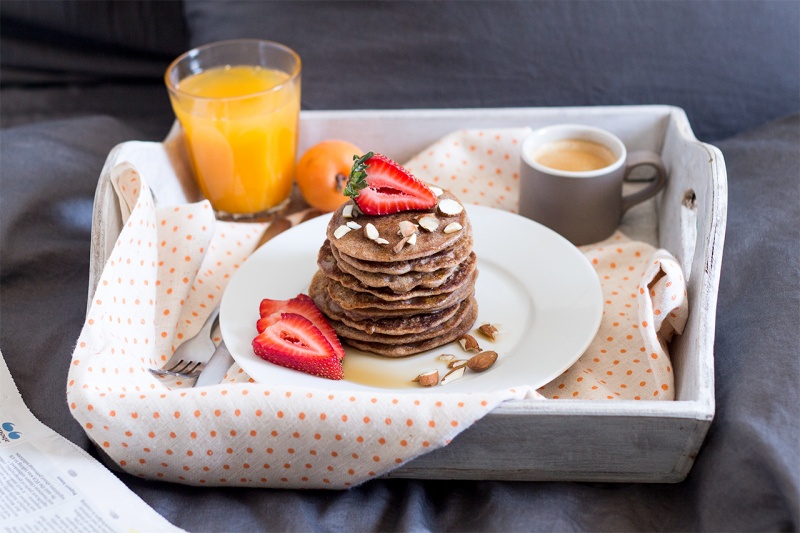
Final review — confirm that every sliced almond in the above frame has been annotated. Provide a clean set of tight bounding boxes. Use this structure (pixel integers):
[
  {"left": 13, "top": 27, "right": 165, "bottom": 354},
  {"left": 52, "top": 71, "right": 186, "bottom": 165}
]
[
  {"left": 393, "top": 234, "right": 412, "bottom": 253},
  {"left": 437, "top": 354, "right": 457, "bottom": 363},
  {"left": 398, "top": 220, "right": 418, "bottom": 237},
  {"left": 375, "top": 237, "right": 390, "bottom": 245},
  {"left": 342, "top": 204, "right": 354, "bottom": 218},
  {"left": 413, "top": 369, "right": 439, "bottom": 387},
  {"left": 364, "top": 223, "right": 380, "bottom": 240},
  {"left": 440, "top": 365, "right": 466, "bottom": 385},
  {"left": 407, "top": 233, "right": 417, "bottom": 246},
  {"left": 443, "top": 222, "right": 463, "bottom": 234},
  {"left": 467, "top": 351, "right": 498, "bottom": 372},
  {"left": 448, "top": 359, "right": 469, "bottom": 369},
  {"left": 458, "top": 334, "right": 481, "bottom": 352},
  {"left": 333, "top": 225, "right": 351, "bottom": 239},
  {"left": 346, "top": 221, "right": 362, "bottom": 230},
  {"left": 438, "top": 198, "right": 464, "bottom": 215},
  {"left": 429, "top": 185, "right": 444, "bottom": 197},
  {"left": 418, "top": 215, "right": 439, "bottom": 232},
  {"left": 478, "top": 323, "right": 499, "bottom": 341}
]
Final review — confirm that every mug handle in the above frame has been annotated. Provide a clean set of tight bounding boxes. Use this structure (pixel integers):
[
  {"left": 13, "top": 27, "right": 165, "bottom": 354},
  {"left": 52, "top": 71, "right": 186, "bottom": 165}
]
[{"left": 621, "top": 151, "right": 668, "bottom": 214}]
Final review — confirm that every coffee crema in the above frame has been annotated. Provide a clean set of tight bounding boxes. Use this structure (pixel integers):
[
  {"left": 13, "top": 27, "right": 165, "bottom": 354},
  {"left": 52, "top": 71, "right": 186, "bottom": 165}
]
[{"left": 533, "top": 138, "right": 617, "bottom": 172}]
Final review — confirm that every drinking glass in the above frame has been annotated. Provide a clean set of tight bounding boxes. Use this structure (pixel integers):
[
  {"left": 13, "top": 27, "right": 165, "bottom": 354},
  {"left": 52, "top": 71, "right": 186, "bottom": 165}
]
[{"left": 165, "top": 39, "right": 301, "bottom": 220}]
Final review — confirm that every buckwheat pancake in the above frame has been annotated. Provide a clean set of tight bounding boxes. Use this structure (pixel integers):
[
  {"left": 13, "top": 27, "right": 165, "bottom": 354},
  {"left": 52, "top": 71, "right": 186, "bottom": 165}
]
[
  {"left": 309, "top": 270, "right": 472, "bottom": 320},
  {"left": 335, "top": 298, "right": 479, "bottom": 358},
  {"left": 327, "top": 297, "right": 475, "bottom": 345},
  {"left": 325, "top": 242, "right": 461, "bottom": 293},
  {"left": 310, "top": 187, "right": 479, "bottom": 357},
  {"left": 323, "top": 269, "right": 477, "bottom": 312},
  {"left": 334, "top": 233, "right": 473, "bottom": 275},
  {"left": 311, "top": 279, "right": 465, "bottom": 335},
  {"left": 319, "top": 243, "right": 477, "bottom": 300},
  {"left": 326, "top": 191, "right": 469, "bottom": 262}
]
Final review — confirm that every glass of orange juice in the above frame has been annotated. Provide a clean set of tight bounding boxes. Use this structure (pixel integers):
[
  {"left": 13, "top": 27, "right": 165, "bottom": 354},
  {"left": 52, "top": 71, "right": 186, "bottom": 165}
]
[{"left": 165, "top": 40, "right": 301, "bottom": 220}]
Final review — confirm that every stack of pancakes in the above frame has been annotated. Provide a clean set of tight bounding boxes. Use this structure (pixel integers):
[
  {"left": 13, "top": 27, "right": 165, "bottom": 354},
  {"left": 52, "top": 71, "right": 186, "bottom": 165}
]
[{"left": 309, "top": 190, "right": 478, "bottom": 357}]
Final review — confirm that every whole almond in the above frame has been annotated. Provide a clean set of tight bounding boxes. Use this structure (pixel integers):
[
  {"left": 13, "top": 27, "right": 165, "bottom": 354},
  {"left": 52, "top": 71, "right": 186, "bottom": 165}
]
[{"left": 467, "top": 350, "right": 498, "bottom": 372}]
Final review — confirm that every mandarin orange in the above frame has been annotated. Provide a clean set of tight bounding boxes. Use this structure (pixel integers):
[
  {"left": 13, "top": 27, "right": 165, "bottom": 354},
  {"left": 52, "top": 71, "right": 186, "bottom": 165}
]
[{"left": 295, "top": 140, "right": 363, "bottom": 212}]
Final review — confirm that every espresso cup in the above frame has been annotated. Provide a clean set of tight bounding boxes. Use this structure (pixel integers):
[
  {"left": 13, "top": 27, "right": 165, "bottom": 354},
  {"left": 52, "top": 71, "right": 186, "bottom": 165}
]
[{"left": 519, "top": 124, "right": 667, "bottom": 246}]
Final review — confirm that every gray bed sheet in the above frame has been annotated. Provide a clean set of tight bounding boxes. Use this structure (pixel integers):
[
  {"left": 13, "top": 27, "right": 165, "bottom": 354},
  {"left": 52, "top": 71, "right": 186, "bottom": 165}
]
[
  {"left": 1, "top": 112, "right": 798, "bottom": 531},
  {"left": 2, "top": 0, "right": 799, "bottom": 530}
]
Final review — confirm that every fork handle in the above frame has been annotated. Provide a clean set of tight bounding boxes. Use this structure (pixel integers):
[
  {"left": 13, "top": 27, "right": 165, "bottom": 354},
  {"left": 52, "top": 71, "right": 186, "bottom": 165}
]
[
  {"left": 195, "top": 340, "right": 234, "bottom": 387},
  {"left": 199, "top": 306, "right": 221, "bottom": 337}
]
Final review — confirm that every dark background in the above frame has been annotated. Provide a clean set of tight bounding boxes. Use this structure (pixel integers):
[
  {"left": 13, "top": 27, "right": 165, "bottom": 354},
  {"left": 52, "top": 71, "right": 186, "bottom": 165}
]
[{"left": 1, "top": 1, "right": 798, "bottom": 530}]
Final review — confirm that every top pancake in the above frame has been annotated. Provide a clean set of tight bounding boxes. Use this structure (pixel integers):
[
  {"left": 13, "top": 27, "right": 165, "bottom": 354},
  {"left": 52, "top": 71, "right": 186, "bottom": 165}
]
[{"left": 326, "top": 190, "right": 470, "bottom": 262}]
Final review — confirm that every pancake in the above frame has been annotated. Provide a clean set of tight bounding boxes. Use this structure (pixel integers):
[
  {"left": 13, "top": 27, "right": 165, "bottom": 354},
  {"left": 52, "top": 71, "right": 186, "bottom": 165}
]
[
  {"left": 328, "top": 296, "right": 475, "bottom": 344},
  {"left": 315, "top": 288, "right": 465, "bottom": 336},
  {"left": 309, "top": 187, "right": 479, "bottom": 358},
  {"left": 324, "top": 269, "right": 477, "bottom": 312},
  {"left": 334, "top": 233, "right": 473, "bottom": 275},
  {"left": 310, "top": 273, "right": 464, "bottom": 334},
  {"left": 326, "top": 242, "right": 461, "bottom": 293},
  {"left": 326, "top": 191, "right": 469, "bottom": 262},
  {"left": 319, "top": 243, "right": 477, "bottom": 301},
  {"left": 338, "top": 297, "right": 479, "bottom": 358}
]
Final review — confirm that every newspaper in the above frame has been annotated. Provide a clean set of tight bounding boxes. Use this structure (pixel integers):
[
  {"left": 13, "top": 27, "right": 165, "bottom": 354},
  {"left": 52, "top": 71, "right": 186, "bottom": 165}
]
[{"left": 0, "top": 350, "right": 182, "bottom": 532}]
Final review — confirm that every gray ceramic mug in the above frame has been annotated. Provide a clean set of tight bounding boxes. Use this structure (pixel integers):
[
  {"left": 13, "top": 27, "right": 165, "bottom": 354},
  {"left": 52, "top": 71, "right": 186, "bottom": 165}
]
[{"left": 519, "top": 124, "right": 667, "bottom": 246}]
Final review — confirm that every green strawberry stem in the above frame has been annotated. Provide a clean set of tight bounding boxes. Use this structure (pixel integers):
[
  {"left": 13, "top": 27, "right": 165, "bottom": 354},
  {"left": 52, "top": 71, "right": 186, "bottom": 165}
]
[{"left": 343, "top": 151, "right": 374, "bottom": 200}]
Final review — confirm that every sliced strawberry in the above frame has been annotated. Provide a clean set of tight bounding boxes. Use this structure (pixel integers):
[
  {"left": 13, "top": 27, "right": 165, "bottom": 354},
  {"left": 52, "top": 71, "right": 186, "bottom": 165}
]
[
  {"left": 257, "top": 297, "right": 290, "bottom": 332},
  {"left": 259, "top": 297, "right": 288, "bottom": 319},
  {"left": 252, "top": 312, "right": 343, "bottom": 380},
  {"left": 257, "top": 294, "right": 345, "bottom": 361},
  {"left": 344, "top": 152, "right": 437, "bottom": 215}
]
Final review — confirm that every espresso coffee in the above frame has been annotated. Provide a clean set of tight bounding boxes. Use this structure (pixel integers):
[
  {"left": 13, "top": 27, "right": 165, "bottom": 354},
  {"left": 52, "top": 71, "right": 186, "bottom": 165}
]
[{"left": 533, "top": 139, "right": 617, "bottom": 172}]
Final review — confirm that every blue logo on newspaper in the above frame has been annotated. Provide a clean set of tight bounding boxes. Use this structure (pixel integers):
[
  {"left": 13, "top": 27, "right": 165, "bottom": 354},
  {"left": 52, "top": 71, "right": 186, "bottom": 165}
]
[{"left": 0, "top": 421, "right": 22, "bottom": 443}]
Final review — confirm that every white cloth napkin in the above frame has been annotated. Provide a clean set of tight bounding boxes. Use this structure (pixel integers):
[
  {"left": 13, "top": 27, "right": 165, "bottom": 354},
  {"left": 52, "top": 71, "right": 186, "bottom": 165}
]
[
  {"left": 404, "top": 127, "right": 531, "bottom": 213},
  {"left": 67, "top": 165, "right": 535, "bottom": 489},
  {"left": 68, "top": 128, "right": 687, "bottom": 489}
]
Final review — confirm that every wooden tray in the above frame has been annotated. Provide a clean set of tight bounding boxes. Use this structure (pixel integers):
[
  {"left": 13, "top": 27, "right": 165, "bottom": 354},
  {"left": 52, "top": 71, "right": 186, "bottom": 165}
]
[{"left": 90, "top": 106, "right": 726, "bottom": 482}]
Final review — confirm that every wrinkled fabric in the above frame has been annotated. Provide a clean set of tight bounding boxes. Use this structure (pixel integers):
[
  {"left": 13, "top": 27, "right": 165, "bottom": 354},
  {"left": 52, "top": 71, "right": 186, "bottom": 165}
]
[
  {"left": 2, "top": 0, "right": 799, "bottom": 525},
  {"left": 2, "top": 111, "right": 798, "bottom": 532},
  {"left": 184, "top": 0, "right": 799, "bottom": 143}
]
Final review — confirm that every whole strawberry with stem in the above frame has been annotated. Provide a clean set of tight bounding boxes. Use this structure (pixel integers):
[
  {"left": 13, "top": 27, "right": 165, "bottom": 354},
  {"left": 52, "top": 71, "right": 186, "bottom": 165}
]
[{"left": 344, "top": 152, "right": 437, "bottom": 215}]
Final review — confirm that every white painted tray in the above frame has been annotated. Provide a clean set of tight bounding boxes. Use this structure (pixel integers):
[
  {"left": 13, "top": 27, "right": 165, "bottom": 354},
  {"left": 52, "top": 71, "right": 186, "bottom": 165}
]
[{"left": 89, "top": 106, "right": 726, "bottom": 482}]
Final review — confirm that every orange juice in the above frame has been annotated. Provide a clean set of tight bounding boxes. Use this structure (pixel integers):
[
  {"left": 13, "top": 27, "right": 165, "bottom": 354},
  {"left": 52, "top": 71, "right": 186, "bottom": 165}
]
[{"left": 169, "top": 65, "right": 300, "bottom": 216}]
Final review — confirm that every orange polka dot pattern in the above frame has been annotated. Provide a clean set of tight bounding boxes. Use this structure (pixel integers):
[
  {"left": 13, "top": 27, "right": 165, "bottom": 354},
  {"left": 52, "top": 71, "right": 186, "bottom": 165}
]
[
  {"left": 537, "top": 233, "right": 688, "bottom": 400},
  {"left": 67, "top": 165, "right": 534, "bottom": 489},
  {"left": 403, "top": 127, "right": 531, "bottom": 213}
]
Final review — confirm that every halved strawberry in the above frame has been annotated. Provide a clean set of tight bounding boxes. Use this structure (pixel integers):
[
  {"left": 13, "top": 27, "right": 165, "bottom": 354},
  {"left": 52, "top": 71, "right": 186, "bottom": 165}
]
[
  {"left": 343, "top": 152, "right": 437, "bottom": 215},
  {"left": 257, "top": 294, "right": 345, "bottom": 361},
  {"left": 252, "top": 312, "right": 343, "bottom": 380}
]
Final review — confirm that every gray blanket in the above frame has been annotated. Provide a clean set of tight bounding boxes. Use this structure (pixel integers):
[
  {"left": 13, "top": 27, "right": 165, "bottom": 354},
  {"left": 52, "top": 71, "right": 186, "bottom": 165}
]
[
  {"left": 2, "top": 112, "right": 798, "bottom": 532},
  {"left": 1, "top": 0, "right": 798, "bottom": 530}
]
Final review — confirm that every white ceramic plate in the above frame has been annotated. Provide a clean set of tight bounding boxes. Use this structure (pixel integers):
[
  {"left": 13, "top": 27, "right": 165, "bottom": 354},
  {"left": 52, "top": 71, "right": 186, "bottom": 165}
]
[{"left": 220, "top": 205, "right": 602, "bottom": 394}]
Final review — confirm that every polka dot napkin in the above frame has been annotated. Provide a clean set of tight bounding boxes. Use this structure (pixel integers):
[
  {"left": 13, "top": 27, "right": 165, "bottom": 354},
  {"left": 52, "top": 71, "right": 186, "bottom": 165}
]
[
  {"left": 403, "top": 128, "right": 529, "bottom": 213},
  {"left": 67, "top": 164, "right": 534, "bottom": 489},
  {"left": 67, "top": 128, "right": 687, "bottom": 489}
]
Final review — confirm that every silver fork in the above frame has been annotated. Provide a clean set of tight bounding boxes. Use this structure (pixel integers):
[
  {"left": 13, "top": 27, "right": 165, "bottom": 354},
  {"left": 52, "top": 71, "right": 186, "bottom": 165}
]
[{"left": 148, "top": 306, "right": 220, "bottom": 378}]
